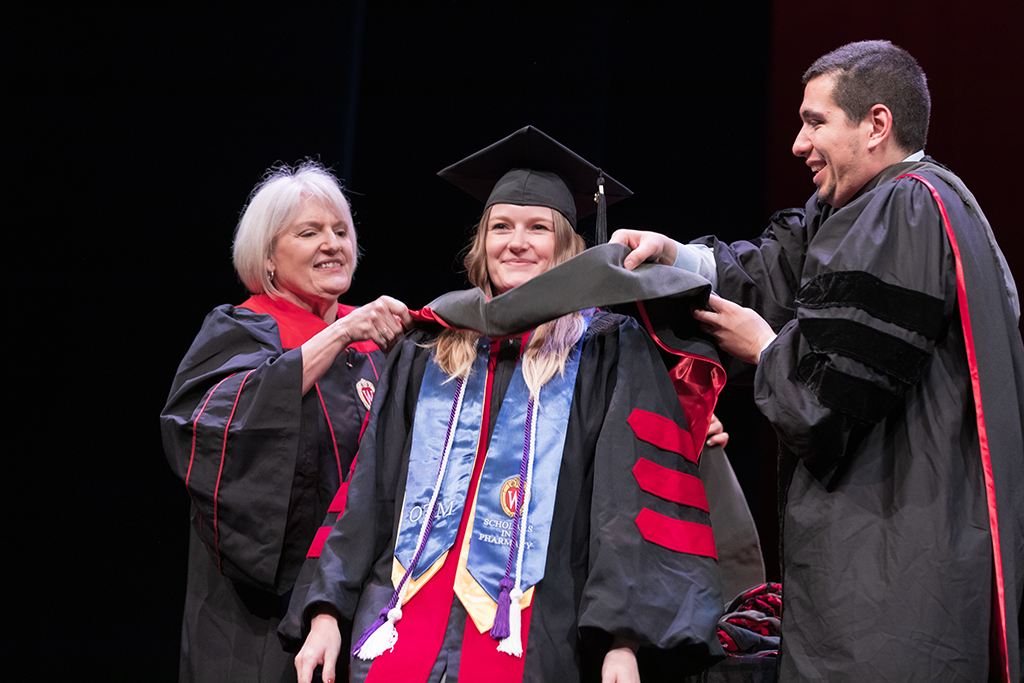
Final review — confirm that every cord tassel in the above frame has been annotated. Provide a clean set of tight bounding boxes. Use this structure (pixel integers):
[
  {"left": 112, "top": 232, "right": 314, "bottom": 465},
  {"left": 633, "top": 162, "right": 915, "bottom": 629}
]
[
  {"left": 495, "top": 398, "right": 536, "bottom": 658},
  {"left": 352, "top": 606, "right": 402, "bottom": 660},
  {"left": 595, "top": 170, "right": 608, "bottom": 244},
  {"left": 496, "top": 588, "right": 524, "bottom": 656},
  {"left": 490, "top": 577, "right": 515, "bottom": 639}
]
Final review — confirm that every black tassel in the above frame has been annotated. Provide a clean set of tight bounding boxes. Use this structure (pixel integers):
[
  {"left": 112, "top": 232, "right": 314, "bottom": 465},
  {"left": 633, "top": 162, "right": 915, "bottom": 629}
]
[{"left": 595, "top": 170, "right": 607, "bottom": 244}]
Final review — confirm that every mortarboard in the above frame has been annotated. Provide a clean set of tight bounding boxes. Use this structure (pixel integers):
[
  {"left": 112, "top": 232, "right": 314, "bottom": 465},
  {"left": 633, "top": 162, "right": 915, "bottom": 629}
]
[{"left": 437, "top": 126, "right": 632, "bottom": 243}]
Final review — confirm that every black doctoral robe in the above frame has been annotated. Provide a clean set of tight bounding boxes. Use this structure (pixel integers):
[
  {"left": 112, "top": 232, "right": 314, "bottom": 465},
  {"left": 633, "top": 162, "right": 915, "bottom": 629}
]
[
  {"left": 698, "top": 159, "right": 1024, "bottom": 682},
  {"left": 161, "top": 296, "right": 383, "bottom": 683},
  {"left": 283, "top": 248, "right": 730, "bottom": 682}
]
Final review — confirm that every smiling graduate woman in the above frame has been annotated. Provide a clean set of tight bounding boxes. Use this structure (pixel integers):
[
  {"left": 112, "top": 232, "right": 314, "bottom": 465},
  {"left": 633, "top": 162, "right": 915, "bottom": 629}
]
[
  {"left": 161, "top": 161, "right": 412, "bottom": 683},
  {"left": 288, "top": 129, "right": 725, "bottom": 683}
]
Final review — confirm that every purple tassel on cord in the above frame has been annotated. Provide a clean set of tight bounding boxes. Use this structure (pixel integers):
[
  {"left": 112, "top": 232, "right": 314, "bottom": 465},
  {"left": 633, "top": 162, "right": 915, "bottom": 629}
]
[
  {"left": 490, "top": 397, "right": 533, "bottom": 642},
  {"left": 352, "top": 606, "right": 390, "bottom": 655},
  {"left": 490, "top": 577, "right": 515, "bottom": 639}
]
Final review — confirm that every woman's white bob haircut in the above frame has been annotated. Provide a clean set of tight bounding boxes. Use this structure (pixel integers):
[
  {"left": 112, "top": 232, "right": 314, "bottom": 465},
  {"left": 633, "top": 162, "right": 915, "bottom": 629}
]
[{"left": 232, "top": 160, "right": 356, "bottom": 296}]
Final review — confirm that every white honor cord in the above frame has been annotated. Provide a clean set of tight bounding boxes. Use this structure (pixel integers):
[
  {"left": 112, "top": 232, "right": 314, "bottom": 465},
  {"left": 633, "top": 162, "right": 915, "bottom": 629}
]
[
  {"left": 397, "top": 378, "right": 467, "bottom": 606},
  {"left": 513, "top": 398, "right": 538, "bottom": 593},
  {"left": 496, "top": 398, "right": 538, "bottom": 657}
]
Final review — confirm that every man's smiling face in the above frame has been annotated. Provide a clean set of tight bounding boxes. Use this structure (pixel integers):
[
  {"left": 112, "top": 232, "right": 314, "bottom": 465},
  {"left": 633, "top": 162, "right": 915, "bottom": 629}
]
[{"left": 792, "top": 74, "right": 876, "bottom": 208}]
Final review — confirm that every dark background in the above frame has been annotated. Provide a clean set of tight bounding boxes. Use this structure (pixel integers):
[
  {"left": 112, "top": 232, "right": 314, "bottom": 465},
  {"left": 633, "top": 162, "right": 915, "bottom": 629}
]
[{"left": 8, "top": 1, "right": 1021, "bottom": 678}]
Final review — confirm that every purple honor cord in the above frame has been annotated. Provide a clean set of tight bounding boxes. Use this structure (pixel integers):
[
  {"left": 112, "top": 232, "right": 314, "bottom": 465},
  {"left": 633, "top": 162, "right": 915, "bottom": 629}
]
[
  {"left": 351, "top": 377, "right": 467, "bottom": 660},
  {"left": 490, "top": 396, "right": 537, "bottom": 656}
]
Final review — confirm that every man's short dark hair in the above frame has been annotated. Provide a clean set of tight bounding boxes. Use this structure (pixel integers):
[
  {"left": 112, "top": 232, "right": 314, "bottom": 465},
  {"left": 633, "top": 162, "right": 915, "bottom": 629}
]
[{"left": 804, "top": 40, "right": 931, "bottom": 153}]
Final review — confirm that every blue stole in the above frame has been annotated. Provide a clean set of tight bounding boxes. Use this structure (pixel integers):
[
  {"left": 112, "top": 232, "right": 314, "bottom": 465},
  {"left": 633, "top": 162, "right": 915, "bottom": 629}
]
[
  {"left": 463, "top": 340, "right": 582, "bottom": 603},
  {"left": 392, "top": 331, "right": 584, "bottom": 614},
  {"left": 393, "top": 343, "right": 488, "bottom": 584}
]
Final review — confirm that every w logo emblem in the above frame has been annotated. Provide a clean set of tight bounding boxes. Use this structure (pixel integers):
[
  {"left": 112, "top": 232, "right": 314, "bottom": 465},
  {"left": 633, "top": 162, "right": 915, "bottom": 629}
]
[{"left": 500, "top": 477, "right": 528, "bottom": 517}]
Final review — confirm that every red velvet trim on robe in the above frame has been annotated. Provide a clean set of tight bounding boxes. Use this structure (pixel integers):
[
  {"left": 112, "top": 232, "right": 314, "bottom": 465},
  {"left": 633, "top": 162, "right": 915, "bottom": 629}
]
[
  {"left": 307, "top": 486, "right": 351, "bottom": 558},
  {"left": 212, "top": 369, "right": 257, "bottom": 571},
  {"left": 328, "top": 484, "right": 349, "bottom": 513},
  {"left": 634, "top": 300, "right": 725, "bottom": 462},
  {"left": 239, "top": 294, "right": 379, "bottom": 352},
  {"left": 899, "top": 173, "right": 1010, "bottom": 683},
  {"left": 307, "top": 528, "right": 333, "bottom": 559},
  {"left": 635, "top": 508, "right": 718, "bottom": 559},
  {"left": 627, "top": 409, "right": 698, "bottom": 464},
  {"left": 632, "top": 458, "right": 709, "bottom": 511}
]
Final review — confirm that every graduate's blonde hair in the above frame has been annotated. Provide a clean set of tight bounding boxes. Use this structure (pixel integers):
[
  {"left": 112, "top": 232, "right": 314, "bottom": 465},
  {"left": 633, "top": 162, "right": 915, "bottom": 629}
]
[{"left": 433, "top": 206, "right": 587, "bottom": 398}]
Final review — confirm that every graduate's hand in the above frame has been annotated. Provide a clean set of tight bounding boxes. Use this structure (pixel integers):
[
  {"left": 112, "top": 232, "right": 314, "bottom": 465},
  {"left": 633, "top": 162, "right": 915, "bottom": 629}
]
[
  {"left": 693, "top": 295, "right": 776, "bottom": 365},
  {"left": 706, "top": 413, "right": 729, "bottom": 448},
  {"left": 336, "top": 295, "right": 412, "bottom": 353},
  {"left": 295, "top": 612, "right": 342, "bottom": 683},
  {"left": 602, "top": 637, "right": 640, "bottom": 683},
  {"left": 609, "top": 229, "right": 678, "bottom": 271}
]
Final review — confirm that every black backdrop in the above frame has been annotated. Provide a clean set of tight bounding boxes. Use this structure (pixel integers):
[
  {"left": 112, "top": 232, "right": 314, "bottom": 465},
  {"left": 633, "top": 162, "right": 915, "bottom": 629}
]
[{"left": 8, "top": 2, "right": 1021, "bottom": 678}]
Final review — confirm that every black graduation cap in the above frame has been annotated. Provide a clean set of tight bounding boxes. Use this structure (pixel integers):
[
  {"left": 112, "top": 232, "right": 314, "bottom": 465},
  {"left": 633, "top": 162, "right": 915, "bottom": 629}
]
[{"left": 437, "top": 126, "right": 632, "bottom": 243}]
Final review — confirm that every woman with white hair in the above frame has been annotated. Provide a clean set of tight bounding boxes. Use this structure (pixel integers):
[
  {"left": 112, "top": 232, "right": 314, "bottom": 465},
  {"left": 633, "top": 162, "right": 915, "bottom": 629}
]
[{"left": 162, "top": 161, "right": 411, "bottom": 682}]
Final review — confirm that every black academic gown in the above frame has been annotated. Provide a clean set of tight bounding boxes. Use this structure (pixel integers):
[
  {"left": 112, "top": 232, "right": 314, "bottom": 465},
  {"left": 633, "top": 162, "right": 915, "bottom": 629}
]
[
  {"left": 699, "top": 159, "right": 1024, "bottom": 683},
  {"left": 162, "top": 298, "right": 382, "bottom": 683},
  {"left": 301, "top": 316, "right": 723, "bottom": 682},
  {"left": 284, "top": 249, "right": 728, "bottom": 682}
]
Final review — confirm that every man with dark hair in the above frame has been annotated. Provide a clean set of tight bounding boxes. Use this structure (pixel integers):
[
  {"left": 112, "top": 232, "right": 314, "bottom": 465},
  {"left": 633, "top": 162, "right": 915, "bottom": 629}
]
[
  {"left": 802, "top": 39, "right": 931, "bottom": 154},
  {"left": 614, "top": 40, "right": 1023, "bottom": 682}
]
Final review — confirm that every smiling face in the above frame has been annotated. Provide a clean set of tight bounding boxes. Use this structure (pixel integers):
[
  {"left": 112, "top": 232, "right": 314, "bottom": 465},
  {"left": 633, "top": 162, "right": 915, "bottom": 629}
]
[
  {"left": 792, "top": 75, "right": 877, "bottom": 209},
  {"left": 267, "top": 197, "right": 356, "bottom": 320},
  {"left": 485, "top": 204, "right": 557, "bottom": 295}
]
